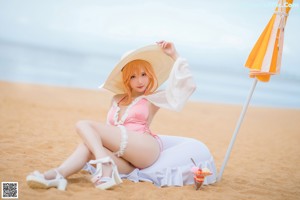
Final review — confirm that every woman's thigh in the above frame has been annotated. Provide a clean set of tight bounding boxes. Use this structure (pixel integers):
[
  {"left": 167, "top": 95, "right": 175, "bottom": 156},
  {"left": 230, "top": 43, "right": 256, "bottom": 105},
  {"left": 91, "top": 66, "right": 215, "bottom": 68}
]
[{"left": 89, "top": 121, "right": 160, "bottom": 169}]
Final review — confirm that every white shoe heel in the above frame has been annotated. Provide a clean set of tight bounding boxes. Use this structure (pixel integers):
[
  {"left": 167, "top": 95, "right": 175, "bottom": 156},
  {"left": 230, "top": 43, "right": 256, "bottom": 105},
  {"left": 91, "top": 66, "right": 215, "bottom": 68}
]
[
  {"left": 89, "top": 157, "right": 122, "bottom": 190},
  {"left": 112, "top": 165, "right": 122, "bottom": 184},
  {"left": 57, "top": 178, "right": 68, "bottom": 191},
  {"left": 26, "top": 169, "right": 67, "bottom": 191}
]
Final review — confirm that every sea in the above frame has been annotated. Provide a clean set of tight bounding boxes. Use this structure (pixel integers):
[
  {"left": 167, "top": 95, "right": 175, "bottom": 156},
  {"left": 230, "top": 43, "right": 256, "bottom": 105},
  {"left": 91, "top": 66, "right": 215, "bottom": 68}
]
[{"left": 0, "top": 41, "right": 299, "bottom": 109}]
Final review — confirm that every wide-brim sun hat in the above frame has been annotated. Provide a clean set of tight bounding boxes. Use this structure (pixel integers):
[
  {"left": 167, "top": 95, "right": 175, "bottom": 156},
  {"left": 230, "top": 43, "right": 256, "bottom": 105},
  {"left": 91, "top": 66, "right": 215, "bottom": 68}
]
[{"left": 101, "top": 44, "right": 175, "bottom": 94}]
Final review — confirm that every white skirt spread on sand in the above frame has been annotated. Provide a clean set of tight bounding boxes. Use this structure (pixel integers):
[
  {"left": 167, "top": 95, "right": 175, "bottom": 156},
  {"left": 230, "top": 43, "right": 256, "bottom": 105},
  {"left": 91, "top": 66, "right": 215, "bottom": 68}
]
[{"left": 83, "top": 135, "right": 217, "bottom": 187}]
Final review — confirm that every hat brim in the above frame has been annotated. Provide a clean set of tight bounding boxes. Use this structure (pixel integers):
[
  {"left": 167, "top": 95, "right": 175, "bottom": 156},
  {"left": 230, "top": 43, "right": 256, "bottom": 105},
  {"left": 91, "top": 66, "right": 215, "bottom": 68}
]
[{"left": 102, "top": 44, "right": 174, "bottom": 94}]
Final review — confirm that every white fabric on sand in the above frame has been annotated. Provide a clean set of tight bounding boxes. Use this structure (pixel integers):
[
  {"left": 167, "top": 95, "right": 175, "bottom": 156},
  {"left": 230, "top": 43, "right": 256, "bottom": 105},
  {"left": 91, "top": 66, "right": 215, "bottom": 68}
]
[{"left": 120, "top": 135, "right": 217, "bottom": 187}]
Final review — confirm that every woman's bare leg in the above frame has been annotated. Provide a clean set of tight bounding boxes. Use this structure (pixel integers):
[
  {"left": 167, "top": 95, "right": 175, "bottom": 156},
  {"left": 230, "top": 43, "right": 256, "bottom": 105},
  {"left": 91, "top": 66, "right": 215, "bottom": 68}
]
[
  {"left": 44, "top": 142, "right": 135, "bottom": 179},
  {"left": 76, "top": 120, "right": 108, "bottom": 159},
  {"left": 44, "top": 142, "right": 91, "bottom": 179},
  {"left": 75, "top": 120, "right": 160, "bottom": 173}
]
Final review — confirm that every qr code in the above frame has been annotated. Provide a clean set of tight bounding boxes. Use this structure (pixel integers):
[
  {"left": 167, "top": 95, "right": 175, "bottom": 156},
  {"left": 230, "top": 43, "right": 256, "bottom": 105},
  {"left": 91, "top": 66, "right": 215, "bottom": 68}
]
[{"left": 2, "top": 182, "right": 18, "bottom": 199}]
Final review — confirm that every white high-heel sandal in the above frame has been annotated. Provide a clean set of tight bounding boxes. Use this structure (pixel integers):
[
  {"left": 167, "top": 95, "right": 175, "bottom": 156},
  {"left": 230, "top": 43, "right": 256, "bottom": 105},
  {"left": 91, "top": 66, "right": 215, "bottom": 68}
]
[
  {"left": 26, "top": 169, "right": 67, "bottom": 191},
  {"left": 89, "top": 157, "right": 122, "bottom": 190}
]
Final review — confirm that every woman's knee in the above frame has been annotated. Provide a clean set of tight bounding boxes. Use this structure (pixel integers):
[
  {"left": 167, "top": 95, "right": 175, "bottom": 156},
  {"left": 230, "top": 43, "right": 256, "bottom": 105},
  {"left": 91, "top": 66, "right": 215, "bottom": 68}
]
[
  {"left": 75, "top": 120, "right": 106, "bottom": 137},
  {"left": 75, "top": 120, "right": 93, "bottom": 135}
]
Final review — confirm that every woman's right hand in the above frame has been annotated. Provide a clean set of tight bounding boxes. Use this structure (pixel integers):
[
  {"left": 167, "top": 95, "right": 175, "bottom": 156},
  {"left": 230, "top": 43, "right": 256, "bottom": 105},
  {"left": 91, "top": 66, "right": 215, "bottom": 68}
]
[{"left": 156, "top": 41, "right": 179, "bottom": 61}]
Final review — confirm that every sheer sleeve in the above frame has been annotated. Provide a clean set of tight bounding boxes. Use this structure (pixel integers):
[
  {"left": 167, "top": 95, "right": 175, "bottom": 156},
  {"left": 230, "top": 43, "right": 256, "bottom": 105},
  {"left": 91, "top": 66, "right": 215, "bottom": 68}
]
[{"left": 146, "top": 57, "right": 196, "bottom": 111}]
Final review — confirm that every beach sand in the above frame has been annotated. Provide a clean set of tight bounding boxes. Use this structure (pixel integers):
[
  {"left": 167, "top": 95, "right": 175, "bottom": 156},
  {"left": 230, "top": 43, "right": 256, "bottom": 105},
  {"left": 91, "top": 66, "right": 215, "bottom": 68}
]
[{"left": 1, "top": 81, "right": 300, "bottom": 200}]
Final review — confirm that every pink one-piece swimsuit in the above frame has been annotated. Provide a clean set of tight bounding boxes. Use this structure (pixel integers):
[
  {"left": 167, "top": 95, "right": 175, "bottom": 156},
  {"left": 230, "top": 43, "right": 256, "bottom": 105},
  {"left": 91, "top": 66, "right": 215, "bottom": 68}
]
[{"left": 107, "top": 97, "right": 162, "bottom": 150}]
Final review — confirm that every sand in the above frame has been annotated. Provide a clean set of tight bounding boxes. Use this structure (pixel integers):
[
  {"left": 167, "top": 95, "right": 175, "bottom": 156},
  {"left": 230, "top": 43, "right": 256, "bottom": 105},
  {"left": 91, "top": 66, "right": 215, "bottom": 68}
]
[{"left": 1, "top": 81, "right": 300, "bottom": 200}]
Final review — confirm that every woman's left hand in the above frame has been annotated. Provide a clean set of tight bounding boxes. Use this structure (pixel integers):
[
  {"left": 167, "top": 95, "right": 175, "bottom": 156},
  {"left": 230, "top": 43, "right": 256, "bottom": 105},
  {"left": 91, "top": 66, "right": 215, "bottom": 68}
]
[{"left": 156, "top": 41, "right": 179, "bottom": 61}]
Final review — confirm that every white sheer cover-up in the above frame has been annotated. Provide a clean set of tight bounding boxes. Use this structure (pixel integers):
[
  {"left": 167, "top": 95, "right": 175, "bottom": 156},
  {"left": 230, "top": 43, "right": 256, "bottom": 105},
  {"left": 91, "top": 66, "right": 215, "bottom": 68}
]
[
  {"left": 86, "top": 57, "right": 217, "bottom": 186},
  {"left": 145, "top": 57, "right": 196, "bottom": 112}
]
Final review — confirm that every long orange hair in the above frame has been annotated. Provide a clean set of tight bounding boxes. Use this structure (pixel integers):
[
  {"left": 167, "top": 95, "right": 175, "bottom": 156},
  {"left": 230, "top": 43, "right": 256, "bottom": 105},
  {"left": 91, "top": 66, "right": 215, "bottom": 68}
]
[{"left": 121, "top": 59, "right": 157, "bottom": 105}]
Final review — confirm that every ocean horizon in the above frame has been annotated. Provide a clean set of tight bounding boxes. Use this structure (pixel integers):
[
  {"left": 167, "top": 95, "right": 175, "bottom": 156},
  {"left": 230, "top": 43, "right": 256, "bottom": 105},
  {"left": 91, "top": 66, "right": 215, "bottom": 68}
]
[{"left": 1, "top": 41, "right": 299, "bottom": 109}]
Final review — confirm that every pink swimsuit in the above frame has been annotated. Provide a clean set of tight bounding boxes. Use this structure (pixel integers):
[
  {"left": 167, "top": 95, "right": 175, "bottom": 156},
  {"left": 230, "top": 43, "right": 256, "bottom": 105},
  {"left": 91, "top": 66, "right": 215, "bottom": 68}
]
[
  {"left": 107, "top": 97, "right": 155, "bottom": 136},
  {"left": 107, "top": 97, "right": 162, "bottom": 140}
]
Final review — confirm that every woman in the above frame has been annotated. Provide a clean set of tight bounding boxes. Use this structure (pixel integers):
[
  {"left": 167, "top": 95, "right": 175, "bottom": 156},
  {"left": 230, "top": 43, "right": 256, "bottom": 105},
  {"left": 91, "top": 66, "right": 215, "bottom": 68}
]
[{"left": 26, "top": 41, "right": 198, "bottom": 190}]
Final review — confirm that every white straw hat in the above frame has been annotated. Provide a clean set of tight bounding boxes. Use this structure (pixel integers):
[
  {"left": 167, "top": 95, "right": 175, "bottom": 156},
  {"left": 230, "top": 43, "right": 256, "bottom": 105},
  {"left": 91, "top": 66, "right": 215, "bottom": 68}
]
[{"left": 101, "top": 44, "right": 174, "bottom": 94}]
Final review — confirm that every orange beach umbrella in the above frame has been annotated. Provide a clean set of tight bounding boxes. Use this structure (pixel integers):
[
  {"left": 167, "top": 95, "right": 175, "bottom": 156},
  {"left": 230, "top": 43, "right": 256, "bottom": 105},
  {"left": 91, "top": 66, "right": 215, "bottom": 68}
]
[
  {"left": 218, "top": 0, "right": 293, "bottom": 181},
  {"left": 245, "top": 0, "right": 293, "bottom": 82}
]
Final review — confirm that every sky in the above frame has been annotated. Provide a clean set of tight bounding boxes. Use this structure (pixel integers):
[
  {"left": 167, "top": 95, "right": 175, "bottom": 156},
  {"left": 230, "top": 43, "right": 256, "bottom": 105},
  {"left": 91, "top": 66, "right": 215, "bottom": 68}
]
[
  {"left": 0, "top": 0, "right": 299, "bottom": 59},
  {"left": 0, "top": 0, "right": 299, "bottom": 107}
]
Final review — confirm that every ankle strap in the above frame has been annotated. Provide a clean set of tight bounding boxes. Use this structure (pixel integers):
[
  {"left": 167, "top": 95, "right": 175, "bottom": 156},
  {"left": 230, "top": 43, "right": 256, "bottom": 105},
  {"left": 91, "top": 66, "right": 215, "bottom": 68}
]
[
  {"left": 54, "top": 169, "right": 65, "bottom": 179},
  {"left": 89, "top": 157, "right": 114, "bottom": 165},
  {"left": 89, "top": 157, "right": 115, "bottom": 179}
]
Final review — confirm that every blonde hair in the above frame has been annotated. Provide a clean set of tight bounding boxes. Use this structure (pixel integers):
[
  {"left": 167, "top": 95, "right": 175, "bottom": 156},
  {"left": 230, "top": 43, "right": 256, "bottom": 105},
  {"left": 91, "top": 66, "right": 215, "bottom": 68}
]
[{"left": 121, "top": 59, "right": 157, "bottom": 105}]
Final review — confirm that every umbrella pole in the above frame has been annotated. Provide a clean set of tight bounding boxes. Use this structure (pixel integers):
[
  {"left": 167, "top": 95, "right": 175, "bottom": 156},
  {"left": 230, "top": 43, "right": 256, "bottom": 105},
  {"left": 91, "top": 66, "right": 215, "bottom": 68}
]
[{"left": 217, "top": 78, "right": 258, "bottom": 182}]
